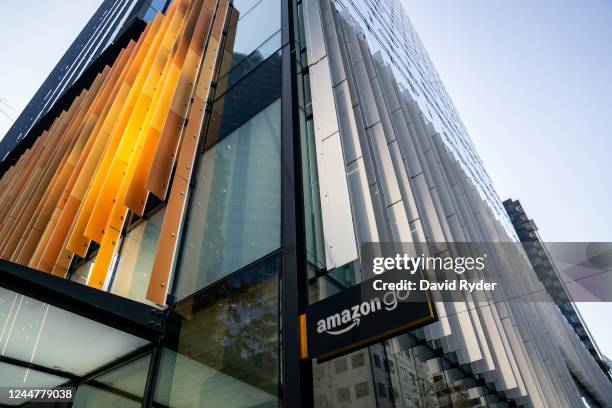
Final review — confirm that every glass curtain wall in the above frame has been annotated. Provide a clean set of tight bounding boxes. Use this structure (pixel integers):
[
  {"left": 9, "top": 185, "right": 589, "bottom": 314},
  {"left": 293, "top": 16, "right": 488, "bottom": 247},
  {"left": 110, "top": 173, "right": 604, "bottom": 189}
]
[{"left": 146, "top": 0, "right": 283, "bottom": 406}]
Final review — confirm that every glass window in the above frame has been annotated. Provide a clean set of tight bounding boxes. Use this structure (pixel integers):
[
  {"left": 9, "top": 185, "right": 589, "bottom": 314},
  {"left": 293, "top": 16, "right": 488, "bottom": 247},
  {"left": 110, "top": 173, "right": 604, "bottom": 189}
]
[
  {"left": 334, "top": 357, "right": 348, "bottom": 374},
  {"left": 155, "top": 256, "right": 279, "bottom": 408},
  {"left": 111, "top": 209, "right": 165, "bottom": 306},
  {"left": 354, "top": 382, "right": 370, "bottom": 398},
  {"left": 336, "top": 387, "right": 351, "bottom": 403},
  {"left": 72, "top": 355, "right": 150, "bottom": 408},
  {"left": 351, "top": 352, "right": 365, "bottom": 368},
  {"left": 206, "top": 52, "right": 282, "bottom": 149},
  {"left": 0, "top": 288, "right": 148, "bottom": 376},
  {"left": 176, "top": 98, "right": 281, "bottom": 299},
  {"left": 220, "top": 0, "right": 281, "bottom": 78}
]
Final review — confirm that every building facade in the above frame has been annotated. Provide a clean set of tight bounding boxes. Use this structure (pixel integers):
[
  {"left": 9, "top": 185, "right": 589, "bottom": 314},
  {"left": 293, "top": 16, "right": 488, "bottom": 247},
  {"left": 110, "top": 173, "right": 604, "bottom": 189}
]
[
  {"left": 0, "top": 0, "right": 173, "bottom": 166},
  {"left": 503, "top": 198, "right": 610, "bottom": 380},
  {"left": 0, "top": 0, "right": 610, "bottom": 407}
]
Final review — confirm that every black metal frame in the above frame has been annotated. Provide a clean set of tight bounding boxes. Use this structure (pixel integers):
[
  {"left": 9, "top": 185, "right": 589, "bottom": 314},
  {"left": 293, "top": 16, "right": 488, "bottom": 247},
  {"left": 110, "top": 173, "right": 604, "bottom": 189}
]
[
  {"left": 0, "top": 260, "right": 165, "bottom": 342},
  {"left": 280, "top": 0, "right": 312, "bottom": 406}
]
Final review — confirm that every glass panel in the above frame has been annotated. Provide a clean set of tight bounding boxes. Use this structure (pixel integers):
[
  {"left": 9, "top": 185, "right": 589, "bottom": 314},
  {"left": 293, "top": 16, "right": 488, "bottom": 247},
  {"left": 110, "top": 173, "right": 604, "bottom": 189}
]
[
  {"left": 0, "top": 362, "right": 67, "bottom": 406},
  {"left": 216, "top": 30, "right": 281, "bottom": 97},
  {"left": 111, "top": 209, "right": 165, "bottom": 307},
  {"left": 220, "top": 0, "right": 281, "bottom": 78},
  {"left": 72, "top": 385, "right": 141, "bottom": 408},
  {"left": 70, "top": 259, "right": 94, "bottom": 285},
  {"left": 72, "top": 355, "right": 151, "bottom": 408},
  {"left": 155, "top": 256, "right": 279, "bottom": 407},
  {"left": 176, "top": 98, "right": 281, "bottom": 300},
  {"left": 207, "top": 51, "right": 282, "bottom": 148},
  {"left": 0, "top": 287, "right": 148, "bottom": 376}
]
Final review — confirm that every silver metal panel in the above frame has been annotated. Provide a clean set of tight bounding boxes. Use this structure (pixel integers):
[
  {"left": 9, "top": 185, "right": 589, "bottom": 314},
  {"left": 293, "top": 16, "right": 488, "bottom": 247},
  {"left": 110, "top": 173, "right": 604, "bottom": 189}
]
[
  {"left": 309, "top": 58, "right": 339, "bottom": 141},
  {"left": 303, "top": 0, "right": 326, "bottom": 65},
  {"left": 318, "top": 132, "right": 359, "bottom": 268},
  {"left": 367, "top": 123, "right": 402, "bottom": 206},
  {"left": 346, "top": 160, "right": 379, "bottom": 244},
  {"left": 387, "top": 201, "right": 412, "bottom": 242},
  {"left": 333, "top": 81, "right": 361, "bottom": 164}
]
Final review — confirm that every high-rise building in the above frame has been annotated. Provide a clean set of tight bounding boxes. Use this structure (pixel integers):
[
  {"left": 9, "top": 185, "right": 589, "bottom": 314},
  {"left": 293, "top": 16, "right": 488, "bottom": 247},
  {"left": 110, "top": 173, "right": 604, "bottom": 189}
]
[
  {"left": 503, "top": 198, "right": 610, "bottom": 379},
  {"left": 0, "top": 0, "right": 173, "bottom": 166},
  {"left": 0, "top": 0, "right": 609, "bottom": 407}
]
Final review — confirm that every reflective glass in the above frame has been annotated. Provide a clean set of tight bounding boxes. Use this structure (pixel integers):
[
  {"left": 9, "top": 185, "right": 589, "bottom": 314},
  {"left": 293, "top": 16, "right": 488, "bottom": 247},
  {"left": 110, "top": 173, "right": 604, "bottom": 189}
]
[
  {"left": 111, "top": 209, "right": 165, "bottom": 307},
  {"left": 0, "top": 288, "right": 148, "bottom": 376},
  {"left": 220, "top": 0, "right": 281, "bottom": 77},
  {"left": 176, "top": 98, "right": 281, "bottom": 299},
  {"left": 156, "top": 256, "right": 279, "bottom": 407},
  {"left": 207, "top": 51, "right": 282, "bottom": 148}
]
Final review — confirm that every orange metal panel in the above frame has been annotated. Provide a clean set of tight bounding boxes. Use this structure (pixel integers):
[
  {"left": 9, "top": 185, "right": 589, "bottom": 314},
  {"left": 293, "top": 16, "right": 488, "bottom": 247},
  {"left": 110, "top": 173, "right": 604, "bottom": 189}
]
[
  {"left": 36, "top": 195, "right": 81, "bottom": 272},
  {"left": 125, "top": 0, "right": 205, "bottom": 214},
  {"left": 16, "top": 161, "right": 74, "bottom": 264},
  {"left": 85, "top": 159, "right": 128, "bottom": 243},
  {"left": 87, "top": 226, "right": 121, "bottom": 289},
  {"left": 29, "top": 208, "right": 61, "bottom": 268},
  {"left": 67, "top": 21, "right": 165, "bottom": 253},
  {"left": 146, "top": 176, "right": 189, "bottom": 305},
  {"left": 145, "top": 0, "right": 215, "bottom": 200},
  {"left": 78, "top": 9, "right": 176, "bottom": 247},
  {"left": 147, "top": 0, "right": 230, "bottom": 306},
  {"left": 1, "top": 69, "right": 110, "bottom": 259},
  {"left": 85, "top": 0, "right": 195, "bottom": 288},
  {"left": 144, "top": 111, "right": 184, "bottom": 199}
]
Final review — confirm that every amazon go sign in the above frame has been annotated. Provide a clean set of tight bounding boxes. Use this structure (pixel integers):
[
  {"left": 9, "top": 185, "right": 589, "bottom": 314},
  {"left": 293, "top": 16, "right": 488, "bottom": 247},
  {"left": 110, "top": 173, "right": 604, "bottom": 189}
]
[{"left": 301, "top": 269, "right": 436, "bottom": 361}]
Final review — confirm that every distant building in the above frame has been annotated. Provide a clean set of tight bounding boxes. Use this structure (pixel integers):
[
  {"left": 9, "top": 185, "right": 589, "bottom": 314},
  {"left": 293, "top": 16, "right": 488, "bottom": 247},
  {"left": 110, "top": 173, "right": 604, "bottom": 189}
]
[{"left": 504, "top": 198, "right": 610, "bottom": 378}]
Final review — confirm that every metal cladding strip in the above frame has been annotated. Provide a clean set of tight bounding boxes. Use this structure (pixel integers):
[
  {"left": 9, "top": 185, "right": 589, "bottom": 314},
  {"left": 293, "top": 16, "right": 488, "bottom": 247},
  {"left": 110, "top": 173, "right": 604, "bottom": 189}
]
[
  {"left": 146, "top": 0, "right": 229, "bottom": 306},
  {"left": 85, "top": 0, "right": 189, "bottom": 246},
  {"left": 456, "top": 171, "right": 549, "bottom": 405},
  {"left": 144, "top": 0, "right": 217, "bottom": 201},
  {"left": 303, "top": 0, "right": 358, "bottom": 270},
  {"left": 32, "top": 49, "right": 141, "bottom": 273},
  {"left": 11, "top": 99, "right": 86, "bottom": 267},
  {"left": 0, "top": 132, "right": 49, "bottom": 226},
  {"left": 319, "top": 0, "right": 380, "bottom": 252},
  {"left": 335, "top": 12, "right": 400, "bottom": 245},
  {"left": 0, "top": 137, "right": 48, "bottom": 247},
  {"left": 11, "top": 65, "right": 117, "bottom": 262},
  {"left": 87, "top": 0, "right": 197, "bottom": 289},
  {"left": 3, "top": 68, "right": 112, "bottom": 260},
  {"left": 30, "top": 19, "right": 158, "bottom": 269},
  {"left": 65, "top": 23, "right": 158, "bottom": 258},
  {"left": 434, "top": 135, "right": 524, "bottom": 392},
  {"left": 126, "top": 0, "right": 210, "bottom": 214},
  {"left": 18, "top": 44, "right": 139, "bottom": 265},
  {"left": 69, "top": 12, "right": 169, "bottom": 253}
]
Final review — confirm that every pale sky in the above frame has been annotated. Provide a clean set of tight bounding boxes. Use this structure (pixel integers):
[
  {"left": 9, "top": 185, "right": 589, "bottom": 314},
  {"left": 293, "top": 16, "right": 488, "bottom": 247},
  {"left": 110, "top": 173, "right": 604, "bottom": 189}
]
[
  {"left": 0, "top": 1, "right": 609, "bottom": 359},
  {"left": 403, "top": 0, "right": 612, "bottom": 358}
]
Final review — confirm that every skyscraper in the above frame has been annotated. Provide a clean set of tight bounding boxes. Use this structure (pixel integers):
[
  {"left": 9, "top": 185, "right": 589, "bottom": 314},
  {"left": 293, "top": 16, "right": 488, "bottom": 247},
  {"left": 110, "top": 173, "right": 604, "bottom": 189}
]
[
  {"left": 504, "top": 198, "right": 610, "bottom": 379},
  {"left": 0, "top": 0, "right": 173, "bottom": 166},
  {"left": 0, "top": 0, "right": 609, "bottom": 406}
]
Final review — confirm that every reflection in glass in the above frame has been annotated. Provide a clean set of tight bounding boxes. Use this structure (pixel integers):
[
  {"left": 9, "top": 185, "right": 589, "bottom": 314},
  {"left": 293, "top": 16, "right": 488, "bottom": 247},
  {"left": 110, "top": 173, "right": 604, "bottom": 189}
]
[
  {"left": 0, "top": 287, "right": 147, "bottom": 376},
  {"left": 220, "top": 0, "right": 280, "bottom": 77},
  {"left": 207, "top": 52, "right": 282, "bottom": 148},
  {"left": 111, "top": 209, "right": 165, "bottom": 306},
  {"left": 155, "top": 256, "right": 279, "bottom": 408},
  {"left": 176, "top": 99, "right": 281, "bottom": 299},
  {"left": 72, "top": 355, "right": 151, "bottom": 408}
]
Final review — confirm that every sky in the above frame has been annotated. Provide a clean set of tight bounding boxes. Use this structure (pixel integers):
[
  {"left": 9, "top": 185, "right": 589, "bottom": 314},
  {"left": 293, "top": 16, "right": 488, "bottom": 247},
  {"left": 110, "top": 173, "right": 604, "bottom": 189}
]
[
  {"left": 0, "top": 0, "right": 610, "bottom": 360},
  {"left": 402, "top": 0, "right": 612, "bottom": 358},
  {"left": 0, "top": 0, "right": 103, "bottom": 137}
]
